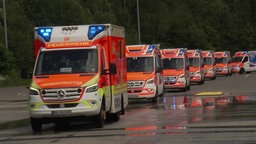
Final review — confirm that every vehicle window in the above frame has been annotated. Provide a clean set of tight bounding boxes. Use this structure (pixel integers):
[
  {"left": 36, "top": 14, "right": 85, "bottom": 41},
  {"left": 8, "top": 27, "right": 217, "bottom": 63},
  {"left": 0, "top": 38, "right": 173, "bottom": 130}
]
[
  {"left": 203, "top": 57, "right": 212, "bottom": 65},
  {"left": 189, "top": 58, "right": 200, "bottom": 67},
  {"left": 162, "top": 58, "right": 184, "bottom": 69},
  {"left": 215, "top": 57, "right": 227, "bottom": 64},
  {"left": 127, "top": 57, "right": 153, "bottom": 72},
  {"left": 243, "top": 56, "right": 248, "bottom": 63},
  {"left": 35, "top": 49, "right": 98, "bottom": 75}
]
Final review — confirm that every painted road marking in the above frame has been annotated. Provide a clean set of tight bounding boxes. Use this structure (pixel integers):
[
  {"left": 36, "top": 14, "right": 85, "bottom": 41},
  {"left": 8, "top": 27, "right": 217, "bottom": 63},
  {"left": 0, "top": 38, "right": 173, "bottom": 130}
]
[
  {"left": 245, "top": 74, "right": 250, "bottom": 78},
  {"left": 196, "top": 91, "right": 223, "bottom": 96}
]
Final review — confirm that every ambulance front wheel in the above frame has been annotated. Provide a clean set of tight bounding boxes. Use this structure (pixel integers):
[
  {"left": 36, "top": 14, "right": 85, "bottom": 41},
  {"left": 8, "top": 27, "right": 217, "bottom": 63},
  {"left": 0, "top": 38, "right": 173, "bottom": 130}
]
[
  {"left": 152, "top": 89, "right": 159, "bottom": 103},
  {"left": 95, "top": 105, "right": 105, "bottom": 128},
  {"left": 30, "top": 117, "right": 42, "bottom": 133},
  {"left": 239, "top": 68, "right": 245, "bottom": 74}
]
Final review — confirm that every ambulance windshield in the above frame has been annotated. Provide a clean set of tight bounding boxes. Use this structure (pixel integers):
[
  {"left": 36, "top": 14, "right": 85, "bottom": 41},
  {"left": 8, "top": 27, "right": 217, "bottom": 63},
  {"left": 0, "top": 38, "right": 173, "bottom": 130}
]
[
  {"left": 215, "top": 57, "right": 227, "bottom": 64},
  {"left": 203, "top": 57, "right": 212, "bottom": 65},
  {"left": 231, "top": 56, "right": 243, "bottom": 62},
  {"left": 189, "top": 58, "right": 200, "bottom": 67},
  {"left": 126, "top": 57, "right": 154, "bottom": 72},
  {"left": 162, "top": 58, "right": 184, "bottom": 69},
  {"left": 35, "top": 49, "right": 98, "bottom": 75}
]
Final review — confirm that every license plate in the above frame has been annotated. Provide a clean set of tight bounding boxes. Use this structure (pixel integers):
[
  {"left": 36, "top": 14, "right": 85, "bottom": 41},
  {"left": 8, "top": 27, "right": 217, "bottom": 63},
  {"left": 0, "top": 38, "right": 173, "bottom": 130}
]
[
  {"left": 129, "top": 94, "right": 138, "bottom": 98},
  {"left": 52, "top": 110, "right": 72, "bottom": 116}
]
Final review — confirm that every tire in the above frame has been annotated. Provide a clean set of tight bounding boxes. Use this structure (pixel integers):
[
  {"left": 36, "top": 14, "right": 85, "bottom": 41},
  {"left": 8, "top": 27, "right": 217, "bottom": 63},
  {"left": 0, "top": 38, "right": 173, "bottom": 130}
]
[
  {"left": 30, "top": 117, "right": 42, "bottom": 133},
  {"left": 239, "top": 68, "right": 245, "bottom": 74},
  {"left": 182, "top": 87, "right": 187, "bottom": 92},
  {"left": 187, "top": 84, "right": 190, "bottom": 90},
  {"left": 95, "top": 105, "right": 105, "bottom": 128},
  {"left": 108, "top": 112, "right": 120, "bottom": 122},
  {"left": 152, "top": 89, "right": 158, "bottom": 103}
]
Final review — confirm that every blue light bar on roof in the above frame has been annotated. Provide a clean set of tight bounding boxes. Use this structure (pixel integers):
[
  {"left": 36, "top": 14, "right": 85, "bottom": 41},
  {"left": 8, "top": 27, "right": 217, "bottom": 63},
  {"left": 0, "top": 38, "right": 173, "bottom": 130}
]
[
  {"left": 179, "top": 49, "right": 185, "bottom": 55},
  {"left": 146, "top": 45, "right": 155, "bottom": 53},
  {"left": 88, "top": 25, "right": 105, "bottom": 40},
  {"left": 38, "top": 28, "right": 52, "bottom": 42},
  {"left": 243, "top": 51, "right": 248, "bottom": 54}
]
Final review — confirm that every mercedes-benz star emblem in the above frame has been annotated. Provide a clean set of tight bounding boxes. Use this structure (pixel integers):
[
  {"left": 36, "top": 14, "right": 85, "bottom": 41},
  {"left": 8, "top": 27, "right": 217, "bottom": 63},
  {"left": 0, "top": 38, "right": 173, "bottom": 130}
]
[{"left": 56, "top": 89, "right": 66, "bottom": 99}]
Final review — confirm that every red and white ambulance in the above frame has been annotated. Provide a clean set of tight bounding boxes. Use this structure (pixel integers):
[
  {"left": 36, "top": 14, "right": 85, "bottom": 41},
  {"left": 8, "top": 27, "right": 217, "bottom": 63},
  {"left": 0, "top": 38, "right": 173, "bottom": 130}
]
[
  {"left": 187, "top": 49, "right": 205, "bottom": 84},
  {"left": 126, "top": 44, "right": 164, "bottom": 103},
  {"left": 161, "top": 48, "right": 190, "bottom": 91},
  {"left": 202, "top": 50, "right": 216, "bottom": 80},
  {"left": 214, "top": 51, "right": 232, "bottom": 76},
  {"left": 29, "top": 24, "right": 128, "bottom": 132},
  {"left": 231, "top": 51, "right": 256, "bottom": 74}
]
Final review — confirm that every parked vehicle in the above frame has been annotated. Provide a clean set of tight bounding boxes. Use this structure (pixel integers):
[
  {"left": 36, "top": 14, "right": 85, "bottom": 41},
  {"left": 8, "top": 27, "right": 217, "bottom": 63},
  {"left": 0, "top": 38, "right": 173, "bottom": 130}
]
[
  {"left": 187, "top": 49, "right": 205, "bottom": 85},
  {"left": 202, "top": 50, "right": 216, "bottom": 80},
  {"left": 214, "top": 51, "right": 232, "bottom": 76},
  {"left": 29, "top": 24, "right": 128, "bottom": 132},
  {"left": 126, "top": 44, "right": 164, "bottom": 103},
  {"left": 161, "top": 48, "right": 190, "bottom": 91},
  {"left": 231, "top": 51, "right": 256, "bottom": 74}
]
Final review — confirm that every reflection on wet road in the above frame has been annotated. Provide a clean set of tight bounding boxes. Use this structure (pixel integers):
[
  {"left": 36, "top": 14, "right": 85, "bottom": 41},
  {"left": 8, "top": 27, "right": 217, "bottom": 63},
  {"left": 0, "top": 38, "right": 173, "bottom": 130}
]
[{"left": 2, "top": 95, "right": 256, "bottom": 143}]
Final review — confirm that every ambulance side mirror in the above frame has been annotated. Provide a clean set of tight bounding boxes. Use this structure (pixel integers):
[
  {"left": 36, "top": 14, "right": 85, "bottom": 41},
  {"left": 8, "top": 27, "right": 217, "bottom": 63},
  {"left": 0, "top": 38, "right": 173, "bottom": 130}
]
[
  {"left": 21, "top": 68, "right": 32, "bottom": 79},
  {"left": 102, "top": 63, "right": 117, "bottom": 75},
  {"left": 110, "top": 63, "right": 117, "bottom": 74},
  {"left": 156, "top": 67, "right": 163, "bottom": 73}
]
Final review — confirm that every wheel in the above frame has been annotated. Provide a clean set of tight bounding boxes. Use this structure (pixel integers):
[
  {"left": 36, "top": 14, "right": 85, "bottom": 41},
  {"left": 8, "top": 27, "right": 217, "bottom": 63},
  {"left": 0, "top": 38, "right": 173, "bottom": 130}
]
[
  {"left": 107, "top": 112, "right": 120, "bottom": 122},
  {"left": 30, "top": 117, "right": 42, "bottom": 133},
  {"left": 229, "top": 71, "right": 232, "bottom": 76},
  {"left": 182, "top": 87, "right": 187, "bottom": 92},
  {"left": 187, "top": 83, "right": 190, "bottom": 90},
  {"left": 152, "top": 89, "right": 159, "bottom": 103},
  {"left": 95, "top": 105, "right": 105, "bottom": 128},
  {"left": 239, "top": 68, "right": 245, "bottom": 74}
]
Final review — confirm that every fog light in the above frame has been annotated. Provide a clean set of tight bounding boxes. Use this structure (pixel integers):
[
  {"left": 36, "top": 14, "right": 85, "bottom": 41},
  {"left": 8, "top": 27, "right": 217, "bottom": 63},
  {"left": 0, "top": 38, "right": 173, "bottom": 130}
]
[
  {"left": 89, "top": 100, "right": 98, "bottom": 106},
  {"left": 30, "top": 104, "right": 35, "bottom": 108}
]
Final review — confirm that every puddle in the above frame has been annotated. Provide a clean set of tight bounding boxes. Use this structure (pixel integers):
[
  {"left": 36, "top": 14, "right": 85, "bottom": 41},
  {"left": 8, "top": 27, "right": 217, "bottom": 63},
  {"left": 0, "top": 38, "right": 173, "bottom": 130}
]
[{"left": 0, "top": 118, "right": 30, "bottom": 130}]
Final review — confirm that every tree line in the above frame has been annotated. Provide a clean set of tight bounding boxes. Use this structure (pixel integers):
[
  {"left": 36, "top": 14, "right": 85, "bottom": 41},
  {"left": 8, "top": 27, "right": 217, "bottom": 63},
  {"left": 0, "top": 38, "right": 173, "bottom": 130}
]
[{"left": 0, "top": 0, "right": 255, "bottom": 85}]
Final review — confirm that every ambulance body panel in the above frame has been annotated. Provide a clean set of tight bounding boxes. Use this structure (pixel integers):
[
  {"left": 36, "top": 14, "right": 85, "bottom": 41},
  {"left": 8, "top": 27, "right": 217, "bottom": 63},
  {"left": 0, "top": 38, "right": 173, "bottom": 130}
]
[
  {"left": 202, "top": 50, "right": 216, "bottom": 80},
  {"left": 214, "top": 51, "right": 232, "bottom": 76},
  {"left": 231, "top": 51, "right": 256, "bottom": 74},
  {"left": 161, "top": 48, "right": 190, "bottom": 91},
  {"left": 30, "top": 24, "right": 128, "bottom": 132},
  {"left": 187, "top": 49, "right": 205, "bottom": 84},
  {"left": 126, "top": 44, "right": 164, "bottom": 102}
]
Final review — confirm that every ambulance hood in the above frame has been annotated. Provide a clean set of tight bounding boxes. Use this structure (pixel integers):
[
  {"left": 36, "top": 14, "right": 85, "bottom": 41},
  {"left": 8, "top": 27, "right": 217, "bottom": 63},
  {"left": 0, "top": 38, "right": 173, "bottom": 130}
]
[
  {"left": 163, "top": 69, "right": 184, "bottom": 76},
  {"left": 127, "top": 72, "right": 154, "bottom": 81},
  {"left": 31, "top": 73, "right": 98, "bottom": 89},
  {"left": 189, "top": 66, "right": 200, "bottom": 72}
]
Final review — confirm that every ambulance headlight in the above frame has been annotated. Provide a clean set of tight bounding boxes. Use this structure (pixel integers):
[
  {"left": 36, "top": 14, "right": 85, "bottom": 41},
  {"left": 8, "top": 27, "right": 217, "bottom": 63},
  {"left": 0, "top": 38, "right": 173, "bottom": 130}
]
[
  {"left": 208, "top": 68, "right": 213, "bottom": 72},
  {"left": 179, "top": 74, "right": 184, "bottom": 78},
  {"left": 196, "top": 71, "right": 200, "bottom": 75},
  {"left": 29, "top": 87, "right": 40, "bottom": 95},
  {"left": 147, "top": 78, "right": 154, "bottom": 84},
  {"left": 223, "top": 67, "right": 228, "bottom": 70},
  {"left": 86, "top": 84, "right": 98, "bottom": 93}
]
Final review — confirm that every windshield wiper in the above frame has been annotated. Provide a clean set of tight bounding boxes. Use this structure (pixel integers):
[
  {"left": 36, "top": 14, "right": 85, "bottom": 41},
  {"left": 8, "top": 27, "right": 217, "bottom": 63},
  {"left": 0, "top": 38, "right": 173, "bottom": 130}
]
[
  {"left": 79, "top": 73, "right": 95, "bottom": 76},
  {"left": 35, "top": 75, "right": 49, "bottom": 78}
]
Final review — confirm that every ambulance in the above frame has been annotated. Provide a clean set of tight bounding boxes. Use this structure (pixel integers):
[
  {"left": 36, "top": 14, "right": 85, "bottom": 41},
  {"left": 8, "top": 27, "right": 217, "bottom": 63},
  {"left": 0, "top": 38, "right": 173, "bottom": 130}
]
[
  {"left": 126, "top": 44, "right": 164, "bottom": 103},
  {"left": 187, "top": 49, "right": 205, "bottom": 84},
  {"left": 161, "top": 48, "right": 190, "bottom": 91},
  {"left": 202, "top": 50, "right": 216, "bottom": 80},
  {"left": 214, "top": 51, "right": 232, "bottom": 76},
  {"left": 29, "top": 24, "right": 128, "bottom": 132},
  {"left": 231, "top": 51, "right": 256, "bottom": 74}
]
